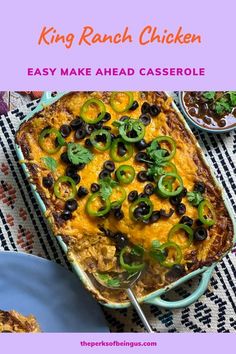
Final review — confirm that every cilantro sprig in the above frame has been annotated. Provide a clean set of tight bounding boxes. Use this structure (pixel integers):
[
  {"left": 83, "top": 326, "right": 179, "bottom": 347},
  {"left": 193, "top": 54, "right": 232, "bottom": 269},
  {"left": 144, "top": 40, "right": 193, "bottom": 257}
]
[
  {"left": 215, "top": 97, "right": 232, "bottom": 115},
  {"left": 99, "top": 177, "right": 118, "bottom": 201},
  {"left": 146, "top": 140, "right": 169, "bottom": 179},
  {"left": 131, "top": 245, "right": 144, "bottom": 257},
  {"left": 187, "top": 191, "right": 204, "bottom": 206},
  {"left": 202, "top": 91, "right": 215, "bottom": 100},
  {"left": 147, "top": 164, "right": 166, "bottom": 179},
  {"left": 41, "top": 156, "right": 57, "bottom": 172},
  {"left": 149, "top": 240, "right": 166, "bottom": 263},
  {"left": 229, "top": 91, "right": 236, "bottom": 106},
  {"left": 112, "top": 118, "right": 145, "bottom": 142},
  {"left": 113, "top": 118, "right": 142, "bottom": 132},
  {"left": 147, "top": 141, "right": 167, "bottom": 164},
  {"left": 97, "top": 273, "right": 120, "bottom": 288},
  {"left": 202, "top": 91, "right": 236, "bottom": 116},
  {"left": 67, "top": 142, "right": 93, "bottom": 165}
]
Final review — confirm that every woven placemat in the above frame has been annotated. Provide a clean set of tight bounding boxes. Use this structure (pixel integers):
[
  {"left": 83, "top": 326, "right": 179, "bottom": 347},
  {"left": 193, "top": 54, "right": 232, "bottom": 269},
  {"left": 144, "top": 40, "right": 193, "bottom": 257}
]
[{"left": 0, "top": 95, "right": 235, "bottom": 332}]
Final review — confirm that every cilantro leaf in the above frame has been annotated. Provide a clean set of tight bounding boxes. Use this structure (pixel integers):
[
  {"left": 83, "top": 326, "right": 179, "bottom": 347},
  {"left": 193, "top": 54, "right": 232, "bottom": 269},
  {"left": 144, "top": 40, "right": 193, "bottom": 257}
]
[
  {"left": 202, "top": 91, "right": 236, "bottom": 116},
  {"left": 215, "top": 97, "right": 231, "bottom": 115},
  {"left": 113, "top": 118, "right": 139, "bottom": 130},
  {"left": 151, "top": 149, "right": 167, "bottom": 163},
  {"left": 97, "top": 273, "right": 109, "bottom": 282},
  {"left": 147, "top": 140, "right": 167, "bottom": 164},
  {"left": 202, "top": 91, "right": 215, "bottom": 100},
  {"left": 106, "top": 278, "right": 120, "bottom": 287},
  {"left": 112, "top": 119, "right": 128, "bottom": 128},
  {"left": 113, "top": 118, "right": 145, "bottom": 141},
  {"left": 149, "top": 240, "right": 166, "bottom": 263},
  {"left": 99, "top": 177, "right": 118, "bottom": 201},
  {"left": 67, "top": 142, "right": 93, "bottom": 165},
  {"left": 41, "top": 156, "right": 57, "bottom": 172},
  {"left": 97, "top": 273, "right": 120, "bottom": 288},
  {"left": 228, "top": 91, "right": 236, "bottom": 106},
  {"left": 187, "top": 191, "right": 204, "bottom": 206},
  {"left": 215, "top": 102, "right": 225, "bottom": 115},
  {"left": 147, "top": 164, "right": 165, "bottom": 178},
  {"left": 131, "top": 245, "right": 144, "bottom": 257},
  {"left": 146, "top": 140, "right": 169, "bottom": 178},
  {"left": 146, "top": 140, "right": 159, "bottom": 157},
  {"left": 150, "top": 249, "right": 166, "bottom": 263}
]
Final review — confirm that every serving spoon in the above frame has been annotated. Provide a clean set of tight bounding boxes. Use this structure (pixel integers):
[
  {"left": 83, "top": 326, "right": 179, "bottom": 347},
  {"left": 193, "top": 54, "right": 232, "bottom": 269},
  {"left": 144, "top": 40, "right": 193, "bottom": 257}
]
[{"left": 94, "top": 271, "right": 154, "bottom": 333}]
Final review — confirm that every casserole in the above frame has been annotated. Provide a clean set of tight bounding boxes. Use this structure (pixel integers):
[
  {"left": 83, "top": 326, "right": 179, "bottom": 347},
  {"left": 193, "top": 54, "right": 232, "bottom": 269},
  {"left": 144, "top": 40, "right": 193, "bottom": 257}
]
[
  {"left": 15, "top": 91, "right": 236, "bottom": 309},
  {"left": 0, "top": 310, "right": 41, "bottom": 333}
]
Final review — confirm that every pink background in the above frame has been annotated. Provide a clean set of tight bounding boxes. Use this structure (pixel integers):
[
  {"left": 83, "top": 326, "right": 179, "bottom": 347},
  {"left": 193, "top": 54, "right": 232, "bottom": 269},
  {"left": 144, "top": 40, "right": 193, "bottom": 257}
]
[
  {"left": 0, "top": 0, "right": 235, "bottom": 90},
  {"left": 1, "top": 333, "right": 235, "bottom": 353}
]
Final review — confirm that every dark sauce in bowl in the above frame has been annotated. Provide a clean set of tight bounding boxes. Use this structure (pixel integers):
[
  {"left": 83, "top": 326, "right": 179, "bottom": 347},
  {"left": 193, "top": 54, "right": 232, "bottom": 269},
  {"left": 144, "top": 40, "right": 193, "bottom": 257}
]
[{"left": 183, "top": 91, "right": 236, "bottom": 130}]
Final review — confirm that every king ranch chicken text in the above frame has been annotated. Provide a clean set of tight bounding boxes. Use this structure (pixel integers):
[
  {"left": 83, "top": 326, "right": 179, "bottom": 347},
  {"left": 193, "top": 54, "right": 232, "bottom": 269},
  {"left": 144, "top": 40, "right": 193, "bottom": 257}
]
[{"left": 38, "top": 26, "right": 201, "bottom": 49}]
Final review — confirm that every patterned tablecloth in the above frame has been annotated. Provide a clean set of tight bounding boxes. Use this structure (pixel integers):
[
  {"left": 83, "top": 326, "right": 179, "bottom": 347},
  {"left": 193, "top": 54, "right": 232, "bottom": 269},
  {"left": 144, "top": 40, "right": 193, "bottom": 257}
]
[{"left": 0, "top": 95, "right": 235, "bottom": 333}]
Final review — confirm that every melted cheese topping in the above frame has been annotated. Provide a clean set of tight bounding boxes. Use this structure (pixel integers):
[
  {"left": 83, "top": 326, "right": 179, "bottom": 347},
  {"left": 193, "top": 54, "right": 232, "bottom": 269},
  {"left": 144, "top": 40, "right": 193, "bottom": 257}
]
[
  {"left": 16, "top": 92, "right": 233, "bottom": 301},
  {"left": 23, "top": 93, "right": 198, "bottom": 249}
]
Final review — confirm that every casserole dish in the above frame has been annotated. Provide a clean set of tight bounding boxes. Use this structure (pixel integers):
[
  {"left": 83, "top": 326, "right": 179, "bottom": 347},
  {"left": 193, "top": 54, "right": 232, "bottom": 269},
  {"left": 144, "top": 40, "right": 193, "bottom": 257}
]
[{"left": 16, "top": 93, "right": 235, "bottom": 308}]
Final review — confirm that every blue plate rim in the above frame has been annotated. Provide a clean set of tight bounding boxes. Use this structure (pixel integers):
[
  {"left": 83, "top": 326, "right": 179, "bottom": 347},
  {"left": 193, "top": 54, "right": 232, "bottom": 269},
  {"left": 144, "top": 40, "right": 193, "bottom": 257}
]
[{"left": 0, "top": 250, "right": 109, "bottom": 332}]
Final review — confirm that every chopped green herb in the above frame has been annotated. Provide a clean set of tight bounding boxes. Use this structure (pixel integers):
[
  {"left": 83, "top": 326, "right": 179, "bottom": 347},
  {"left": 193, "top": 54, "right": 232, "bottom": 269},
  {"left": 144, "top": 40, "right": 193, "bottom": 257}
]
[
  {"left": 131, "top": 245, "right": 144, "bottom": 257},
  {"left": 187, "top": 191, "right": 204, "bottom": 206},
  {"left": 215, "top": 98, "right": 231, "bottom": 115},
  {"left": 149, "top": 240, "right": 166, "bottom": 263},
  {"left": 112, "top": 119, "right": 128, "bottom": 128},
  {"left": 106, "top": 278, "right": 120, "bottom": 287},
  {"left": 147, "top": 140, "right": 159, "bottom": 158},
  {"left": 97, "top": 273, "right": 110, "bottom": 283},
  {"left": 112, "top": 118, "right": 140, "bottom": 131},
  {"left": 67, "top": 142, "right": 93, "bottom": 165},
  {"left": 147, "top": 164, "right": 165, "bottom": 178},
  {"left": 112, "top": 118, "right": 145, "bottom": 143},
  {"left": 151, "top": 149, "right": 167, "bottom": 164},
  {"left": 203, "top": 91, "right": 236, "bottom": 116},
  {"left": 228, "top": 91, "right": 236, "bottom": 106},
  {"left": 97, "top": 273, "right": 120, "bottom": 288},
  {"left": 99, "top": 177, "right": 118, "bottom": 201},
  {"left": 147, "top": 140, "right": 167, "bottom": 165},
  {"left": 41, "top": 156, "right": 57, "bottom": 172},
  {"left": 202, "top": 91, "right": 215, "bottom": 100},
  {"left": 146, "top": 141, "right": 169, "bottom": 179}
]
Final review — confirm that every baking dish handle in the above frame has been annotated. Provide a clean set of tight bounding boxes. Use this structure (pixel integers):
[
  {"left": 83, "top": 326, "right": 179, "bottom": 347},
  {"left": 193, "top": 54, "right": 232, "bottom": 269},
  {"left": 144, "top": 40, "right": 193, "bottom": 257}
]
[
  {"left": 147, "top": 265, "right": 214, "bottom": 309},
  {"left": 40, "top": 91, "right": 55, "bottom": 103},
  {"left": 40, "top": 91, "right": 67, "bottom": 104}
]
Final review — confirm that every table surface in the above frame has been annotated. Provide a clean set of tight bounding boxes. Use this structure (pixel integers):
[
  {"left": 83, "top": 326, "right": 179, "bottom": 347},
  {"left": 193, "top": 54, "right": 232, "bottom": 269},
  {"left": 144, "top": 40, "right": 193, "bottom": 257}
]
[
  {"left": 0, "top": 92, "right": 235, "bottom": 333},
  {"left": 2, "top": 92, "right": 32, "bottom": 111}
]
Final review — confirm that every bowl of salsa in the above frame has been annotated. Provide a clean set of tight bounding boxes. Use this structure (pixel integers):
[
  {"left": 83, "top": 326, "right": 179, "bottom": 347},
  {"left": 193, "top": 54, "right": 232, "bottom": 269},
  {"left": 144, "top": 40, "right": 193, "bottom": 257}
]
[{"left": 179, "top": 91, "right": 236, "bottom": 133}]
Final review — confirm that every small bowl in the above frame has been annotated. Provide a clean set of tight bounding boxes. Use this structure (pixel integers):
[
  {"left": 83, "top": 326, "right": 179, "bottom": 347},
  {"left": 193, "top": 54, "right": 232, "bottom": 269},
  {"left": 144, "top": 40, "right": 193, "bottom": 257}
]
[{"left": 178, "top": 91, "right": 236, "bottom": 134}]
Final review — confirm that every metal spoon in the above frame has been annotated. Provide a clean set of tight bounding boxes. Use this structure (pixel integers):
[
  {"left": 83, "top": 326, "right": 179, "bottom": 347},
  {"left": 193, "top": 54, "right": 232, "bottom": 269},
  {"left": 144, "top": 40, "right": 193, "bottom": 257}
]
[{"left": 94, "top": 271, "right": 154, "bottom": 333}]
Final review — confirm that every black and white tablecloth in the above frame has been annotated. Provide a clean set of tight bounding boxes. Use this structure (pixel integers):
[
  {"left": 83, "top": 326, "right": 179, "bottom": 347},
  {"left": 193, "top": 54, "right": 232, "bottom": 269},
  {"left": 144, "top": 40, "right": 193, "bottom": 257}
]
[{"left": 0, "top": 96, "right": 235, "bottom": 332}]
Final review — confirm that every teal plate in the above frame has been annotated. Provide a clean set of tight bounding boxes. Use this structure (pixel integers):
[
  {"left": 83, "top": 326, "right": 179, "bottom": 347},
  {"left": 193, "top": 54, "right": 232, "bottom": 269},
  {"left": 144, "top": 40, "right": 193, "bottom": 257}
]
[{"left": 0, "top": 252, "right": 109, "bottom": 332}]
